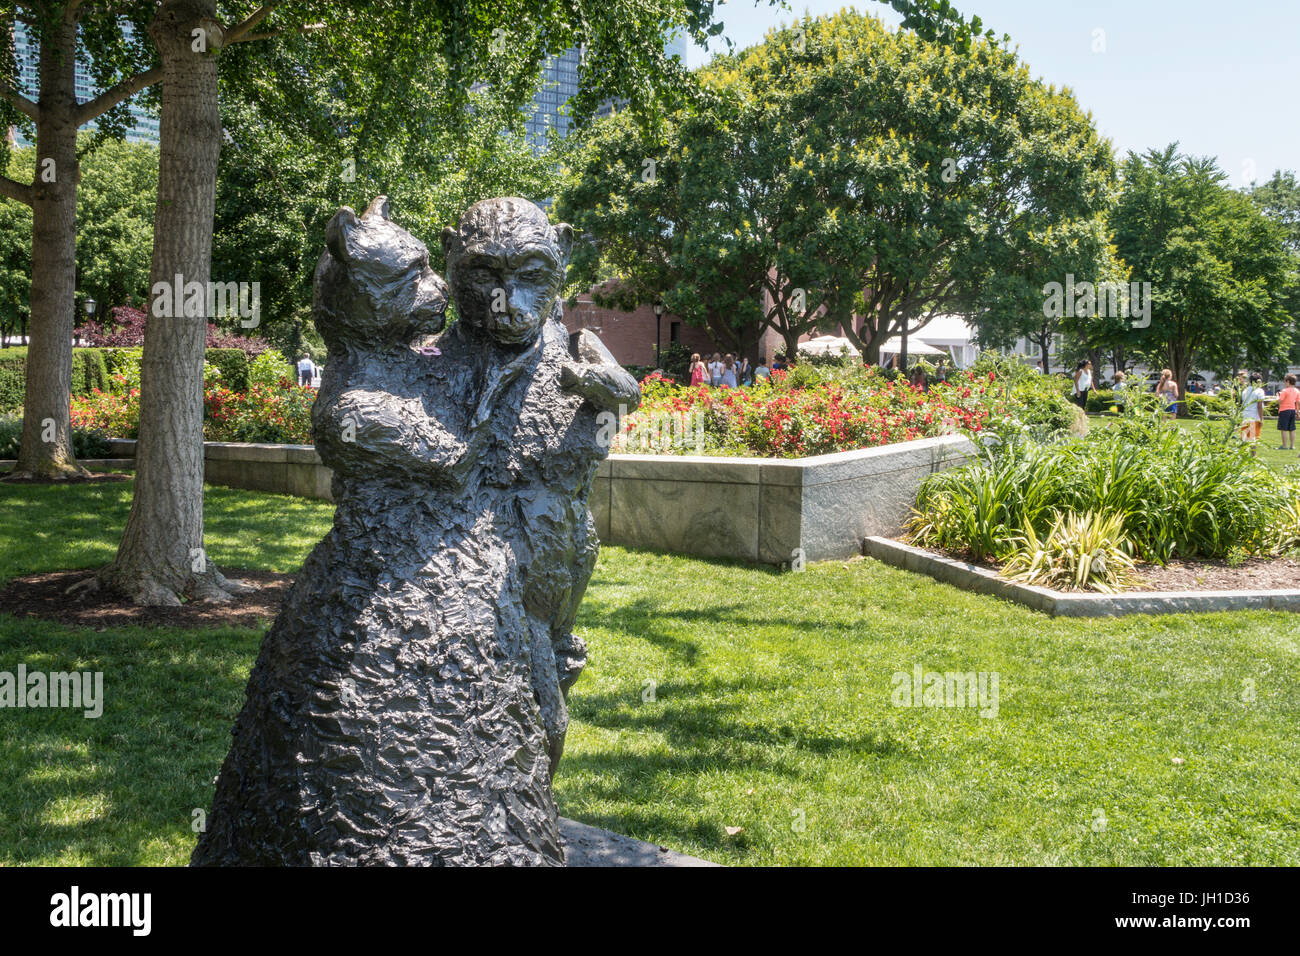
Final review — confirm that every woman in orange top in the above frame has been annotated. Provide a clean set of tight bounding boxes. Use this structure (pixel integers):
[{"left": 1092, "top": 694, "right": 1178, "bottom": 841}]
[{"left": 1277, "top": 373, "right": 1300, "bottom": 452}]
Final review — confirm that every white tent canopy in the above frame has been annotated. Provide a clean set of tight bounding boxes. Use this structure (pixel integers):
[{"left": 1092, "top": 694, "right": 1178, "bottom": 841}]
[
  {"left": 878, "top": 336, "right": 944, "bottom": 357},
  {"left": 912, "top": 315, "right": 979, "bottom": 367},
  {"left": 798, "top": 335, "right": 860, "bottom": 356}
]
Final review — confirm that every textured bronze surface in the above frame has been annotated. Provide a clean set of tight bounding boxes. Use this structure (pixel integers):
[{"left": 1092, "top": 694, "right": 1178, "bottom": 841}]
[{"left": 192, "top": 197, "right": 639, "bottom": 866}]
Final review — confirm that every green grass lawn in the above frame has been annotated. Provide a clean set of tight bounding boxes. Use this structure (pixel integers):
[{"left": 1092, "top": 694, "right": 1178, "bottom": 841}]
[{"left": 1, "top": 480, "right": 1297, "bottom": 865}]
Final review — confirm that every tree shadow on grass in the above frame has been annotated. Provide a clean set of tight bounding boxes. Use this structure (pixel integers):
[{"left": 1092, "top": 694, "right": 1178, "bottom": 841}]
[
  {"left": 576, "top": 594, "right": 825, "bottom": 665},
  {"left": 559, "top": 676, "right": 907, "bottom": 856},
  {"left": 0, "top": 616, "right": 258, "bottom": 865}
]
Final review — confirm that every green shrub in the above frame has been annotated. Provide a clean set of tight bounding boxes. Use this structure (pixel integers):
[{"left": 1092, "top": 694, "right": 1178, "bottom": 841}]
[
  {"left": 204, "top": 348, "right": 250, "bottom": 392},
  {"left": 1085, "top": 389, "right": 1134, "bottom": 415},
  {"left": 968, "top": 353, "right": 1079, "bottom": 439},
  {"left": 0, "top": 414, "right": 19, "bottom": 457},
  {"left": 1002, "top": 511, "right": 1142, "bottom": 593},
  {"left": 1184, "top": 393, "right": 1232, "bottom": 418},
  {"left": 0, "top": 414, "right": 113, "bottom": 460},
  {"left": 247, "top": 348, "right": 294, "bottom": 388},
  {"left": 103, "top": 347, "right": 143, "bottom": 380},
  {"left": 74, "top": 348, "right": 111, "bottom": 395},
  {"left": 658, "top": 342, "right": 694, "bottom": 382},
  {"left": 910, "top": 411, "right": 1293, "bottom": 566},
  {"left": 0, "top": 347, "right": 112, "bottom": 412},
  {"left": 0, "top": 348, "right": 23, "bottom": 412}
]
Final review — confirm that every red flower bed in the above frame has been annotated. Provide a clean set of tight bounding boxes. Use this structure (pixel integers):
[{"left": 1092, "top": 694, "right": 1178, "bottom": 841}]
[
  {"left": 625, "top": 366, "right": 1003, "bottom": 458},
  {"left": 72, "top": 376, "right": 314, "bottom": 444}
]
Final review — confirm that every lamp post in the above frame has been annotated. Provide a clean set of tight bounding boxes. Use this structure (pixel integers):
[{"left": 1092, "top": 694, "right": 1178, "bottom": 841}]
[
  {"left": 80, "top": 299, "right": 96, "bottom": 344},
  {"left": 653, "top": 298, "right": 665, "bottom": 367}
]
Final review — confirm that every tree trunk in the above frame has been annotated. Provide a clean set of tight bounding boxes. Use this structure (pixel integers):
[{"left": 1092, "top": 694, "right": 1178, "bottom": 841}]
[
  {"left": 1088, "top": 346, "right": 1104, "bottom": 380},
  {"left": 858, "top": 319, "right": 883, "bottom": 366},
  {"left": 12, "top": 16, "right": 83, "bottom": 480},
  {"left": 1110, "top": 345, "right": 1127, "bottom": 376},
  {"left": 1170, "top": 342, "right": 1193, "bottom": 419},
  {"left": 1035, "top": 331, "right": 1051, "bottom": 374},
  {"left": 101, "top": 0, "right": 245, "bottom": 605}
]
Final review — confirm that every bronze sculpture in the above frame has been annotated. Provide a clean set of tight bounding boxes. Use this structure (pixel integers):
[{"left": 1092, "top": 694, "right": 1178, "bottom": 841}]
[{"left": 192, "top": 197, "right": 639, "bottom": 866}]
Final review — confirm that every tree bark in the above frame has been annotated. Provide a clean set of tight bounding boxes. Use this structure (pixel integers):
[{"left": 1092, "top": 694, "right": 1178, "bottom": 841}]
[
  {"left": 1036, "top": 330, "right": 1052, "bottom": 374},
  {"left": 11, "top": 14, "right": 83, "bottom": 480},
  {"left": 858, "top": 319, "right": 883, "bottom": 366},
  {"left": 1169, "top": 339, "right": 1193, "bottom": 419},
  {"left": 101, "top": 0, "right": 246, "bottom": 605}
]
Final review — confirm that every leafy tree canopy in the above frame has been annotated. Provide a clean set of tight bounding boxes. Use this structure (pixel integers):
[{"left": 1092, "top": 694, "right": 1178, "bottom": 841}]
[{"left": 1112, "top": 145, "right": 1293, "bottom": 386}]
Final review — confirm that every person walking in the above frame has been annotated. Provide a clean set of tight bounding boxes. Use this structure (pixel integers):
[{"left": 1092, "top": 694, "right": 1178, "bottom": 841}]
[
  {"left": 738, "top": 355, "right": 751, "bottom": 386},
  {"left": 297, "top": 354, "right": 315, "bottom": 387},
  {"left": 1155, "top": 368, "right": 1180, "bottom": 419},
  {"left": 689, "top": 353, "right": 707, "bottom": 387},
  {"left": 1072, "top": 359, "right": 1093, "bottom": 410},
  {"left": 720, "top": 354, "right": 738, "bottom": 389},
  {"left": 708, "top": 352, "right": 724, "bottom": 386},
  {"left": 1239, "top": 372, "right": 1266, "bottom": 455},
  {"left": 1277, "top": 373, "right": 1300, "bottom": 452},
  {"left": 1111, "top": 370, "right": 1128, "bottom": 414}
]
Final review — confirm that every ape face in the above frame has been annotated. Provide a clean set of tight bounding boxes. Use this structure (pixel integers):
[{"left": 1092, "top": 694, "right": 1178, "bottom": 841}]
[
  {"left": 450, "top": 247, "right": 563, "bottom": 345},
  {"left": 442, "top": 198, "right": 572, "bottom": 347}
]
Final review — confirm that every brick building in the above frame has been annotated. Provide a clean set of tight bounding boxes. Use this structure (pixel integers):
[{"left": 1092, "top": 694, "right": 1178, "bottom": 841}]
[{"left": 563, "top": 291, "right": 723, "bottom": 368}]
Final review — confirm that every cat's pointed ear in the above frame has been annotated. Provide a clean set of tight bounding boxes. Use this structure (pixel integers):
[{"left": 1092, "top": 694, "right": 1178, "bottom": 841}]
[
  {"left": 326, "top": 207, "right": 361, "bottom": 262},
  {"left": 362, "top": 195, "right": 390, "bottom": 221}
]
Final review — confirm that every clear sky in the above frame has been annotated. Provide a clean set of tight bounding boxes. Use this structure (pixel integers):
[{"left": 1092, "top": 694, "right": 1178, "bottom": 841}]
[{"left": 688, "top": 0, "right": 1299, "bottom": 185}]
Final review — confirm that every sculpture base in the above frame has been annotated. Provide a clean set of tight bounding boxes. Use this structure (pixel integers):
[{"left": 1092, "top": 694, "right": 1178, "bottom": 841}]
[{"left": 559, "top": 819, "right": 721, "bottom": 867}]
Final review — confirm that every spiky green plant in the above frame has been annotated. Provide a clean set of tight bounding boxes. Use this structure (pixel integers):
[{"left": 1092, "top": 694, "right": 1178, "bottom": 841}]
[{"left": 1001, "top": 511, "right": 1142, "bottom": 593}]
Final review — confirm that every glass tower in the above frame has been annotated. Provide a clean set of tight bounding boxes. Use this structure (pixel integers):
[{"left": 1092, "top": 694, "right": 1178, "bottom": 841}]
[
  {"left": 7, "top": 20, "right": 160, "bottom": 148},
  {"left": 524, "top": 31, "right": 688, "bottom": 151}
]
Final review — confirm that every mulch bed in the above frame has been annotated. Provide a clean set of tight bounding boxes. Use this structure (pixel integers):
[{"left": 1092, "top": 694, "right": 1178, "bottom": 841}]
[
  {"left": 912, "top": 541, "right": 1300, "bottom": 594},
  {"left": 0, "top": 471, "right": 131, "bottom": 484},
  {"left": 1135, "top": 556, "right": 1300, "bottom": 593},
  {"left": 0, "top": 569, "right": 292, "bottom": 630}
]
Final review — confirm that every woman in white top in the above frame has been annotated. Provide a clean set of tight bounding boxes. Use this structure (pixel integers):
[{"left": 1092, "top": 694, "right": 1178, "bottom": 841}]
[
  {"left": 708, "top": 352, "right": 723, "bottom": 387},
  {"left": 1072, "top": 359, "right": 1093, "bottom": 409}
]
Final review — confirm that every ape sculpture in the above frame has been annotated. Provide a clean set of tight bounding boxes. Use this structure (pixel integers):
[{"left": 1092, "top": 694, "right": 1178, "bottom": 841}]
[{"left": 191, "top": 196, "right": 639, "bottom": 866}]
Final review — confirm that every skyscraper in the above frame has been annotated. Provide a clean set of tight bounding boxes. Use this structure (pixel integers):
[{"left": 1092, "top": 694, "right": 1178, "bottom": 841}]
[
  {"left": 523, "top": 31, "right": 688, "bottom": 151},
  {"left": 6, "top": 20, "right": 159, "bottom": 148},
  {"left": 523, "top": 46, "right": 582, "bottom": 150}
]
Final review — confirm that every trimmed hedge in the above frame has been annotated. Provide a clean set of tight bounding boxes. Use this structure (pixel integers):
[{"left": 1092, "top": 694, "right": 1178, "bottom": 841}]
[
  {"left": 0, "top": 349, "right": 25, "bottom": 411},
  {"left": 0, "top": 346, "right": 249, "bottom": 411},
  {"left": 204, "top": 348, "right": 249, "bottom": 392},
  {"left": 1085, "top": 388, "right": 1234, "bottom": 418},
  {"left": 0, "top": 347, "right": 112, "bottom": 412}
]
